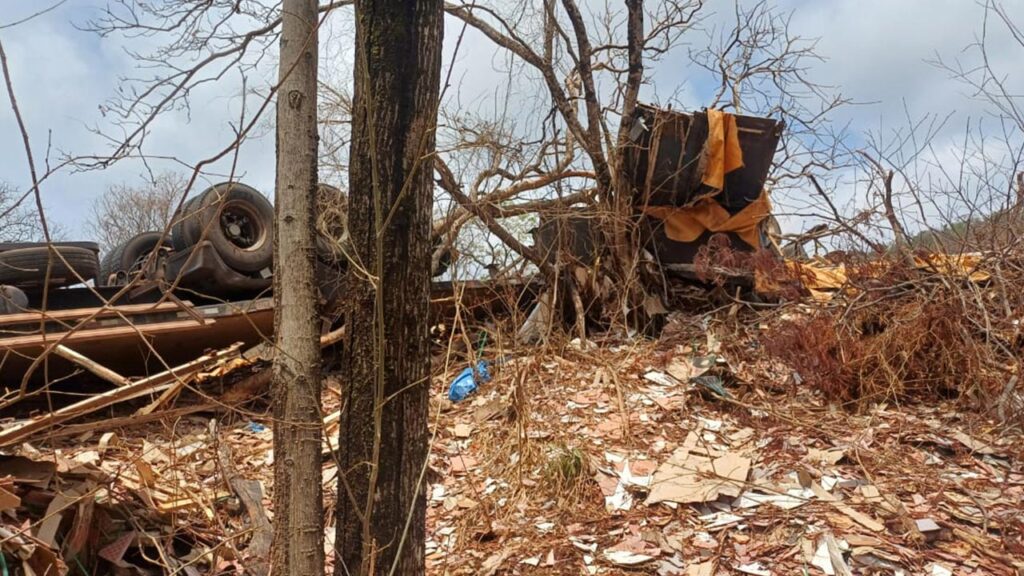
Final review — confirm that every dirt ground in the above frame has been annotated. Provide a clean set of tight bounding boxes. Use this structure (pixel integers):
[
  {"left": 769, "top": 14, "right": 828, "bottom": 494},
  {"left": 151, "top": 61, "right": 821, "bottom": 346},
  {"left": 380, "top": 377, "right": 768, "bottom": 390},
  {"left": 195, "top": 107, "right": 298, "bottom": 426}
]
[{"left": 4, "top": 307, "right": 1021, "bottom": 576}]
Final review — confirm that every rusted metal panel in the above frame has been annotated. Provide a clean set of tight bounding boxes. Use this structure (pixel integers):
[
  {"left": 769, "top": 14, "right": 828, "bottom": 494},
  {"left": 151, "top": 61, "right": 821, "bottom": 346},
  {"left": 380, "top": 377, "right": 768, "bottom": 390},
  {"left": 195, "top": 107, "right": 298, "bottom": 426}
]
[
  {"left": 638, "top": 221, "right": 762, "bottom": 266},
  {"left": 0, "top": 279, "right": 537, "bottom": 383},
  {"left": 624, "top": 104, "right": 783, "bottom": 211},
  {"left": 0, "top": 298, "right": 275, "bottom": 383},
  {"left": 537, "top": 105, "right": 782, "bottom": 274},
  {"left": 532, "top": 212, "right": 602, "bottom": 268},
  {"left": 623, "top": 106, "right": 704, "bottom": 206}
]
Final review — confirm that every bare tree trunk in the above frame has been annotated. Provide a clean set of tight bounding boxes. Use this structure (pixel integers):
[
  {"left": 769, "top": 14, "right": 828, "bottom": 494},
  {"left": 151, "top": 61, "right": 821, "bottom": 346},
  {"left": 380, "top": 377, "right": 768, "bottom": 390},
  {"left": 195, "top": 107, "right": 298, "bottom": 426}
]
[
  {"left": 271, "top": 1, "right": 323, "bottom": 575},
  {"left": 335, "top": 1, "right": 443, "bottom": 575},
  {"left": 607, "top": 0, "right": 646, "bottom": 329}
]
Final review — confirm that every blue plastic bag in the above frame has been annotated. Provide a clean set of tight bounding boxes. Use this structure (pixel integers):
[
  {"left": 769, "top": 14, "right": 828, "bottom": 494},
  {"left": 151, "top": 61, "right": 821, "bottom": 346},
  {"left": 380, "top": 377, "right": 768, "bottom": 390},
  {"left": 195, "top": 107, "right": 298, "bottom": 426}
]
[
  {"left": 448, "top": 360, "right": 492, "bottom": 402},
  {"left": 245, "top": 421, "right": 268, "bottom": 433}
]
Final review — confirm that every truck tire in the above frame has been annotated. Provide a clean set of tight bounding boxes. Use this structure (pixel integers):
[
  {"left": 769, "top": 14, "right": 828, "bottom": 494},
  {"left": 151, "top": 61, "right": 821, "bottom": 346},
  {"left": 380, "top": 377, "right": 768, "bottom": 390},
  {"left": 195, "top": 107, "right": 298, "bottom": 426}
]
[
  {"left": 99, "top": 232, "right": 171, "bottom": 286},
  {"left": 0, "top": 246, "right": 99, "bottom": 288},
  {"left": 171, "top": 195, "right": 203, "bottom": 251},
  {"left": 173, "top": 182, "right": 274, "bottom": 273},
  {"left": 0, "top": 285, "right": 29, "bottom": 314}
]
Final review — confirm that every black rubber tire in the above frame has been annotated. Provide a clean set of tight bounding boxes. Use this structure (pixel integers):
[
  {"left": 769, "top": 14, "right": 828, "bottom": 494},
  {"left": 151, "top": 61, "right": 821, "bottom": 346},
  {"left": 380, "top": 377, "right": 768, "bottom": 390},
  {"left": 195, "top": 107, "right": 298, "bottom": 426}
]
[
  {"left": 171, "top": 195, "right": 203, "bottom": 251},
  {"left": 99, "top": 232, "right": 171, "bottom": 286},
  {"left": 0, "top": 285, "right": 29, "bottom": 314},
  {"left": 0, "top": 241, "right": 99, "bottom": 254},
  {"left": 173, "top": 182, "right": 274, "bottom": 273},
  {"left": 0, "top": 246, "right": 99, "bottom": 288}
]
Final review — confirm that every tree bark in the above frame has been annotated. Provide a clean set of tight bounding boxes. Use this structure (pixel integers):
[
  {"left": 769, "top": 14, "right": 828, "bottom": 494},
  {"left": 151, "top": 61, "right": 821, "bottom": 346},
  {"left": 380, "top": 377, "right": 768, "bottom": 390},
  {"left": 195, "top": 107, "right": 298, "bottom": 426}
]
[
  {"left": 605, "top": 0, "right": 646, "bottom": 329},
  {"left": 336, "top": 1, "right": 443, "bottom": 575},
  {"left": 271, "top": 1, "right": 323, "bottom": 575}
]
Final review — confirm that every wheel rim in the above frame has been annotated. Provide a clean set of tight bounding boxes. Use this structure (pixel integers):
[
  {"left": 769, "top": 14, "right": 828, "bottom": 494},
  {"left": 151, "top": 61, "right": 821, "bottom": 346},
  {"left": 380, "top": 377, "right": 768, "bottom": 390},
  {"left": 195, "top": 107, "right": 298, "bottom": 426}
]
[
  {"left": 128, "top": 249, "right": 155, "bottom": 277},
  {"left": 219, "top": 200, "right": 265, "bottom": 250}
]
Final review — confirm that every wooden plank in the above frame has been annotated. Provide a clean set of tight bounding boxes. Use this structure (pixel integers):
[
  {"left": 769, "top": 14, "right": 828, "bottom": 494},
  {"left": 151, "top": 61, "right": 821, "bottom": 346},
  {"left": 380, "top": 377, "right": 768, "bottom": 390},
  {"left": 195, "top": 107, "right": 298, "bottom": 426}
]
[
  {"left": 219, "top": 370, "right": 271, "bottom": 404},
  {"left": 0, "top": 345, "right": 239, "bottom": 447},
  {"left": 63, "top": 497, "right": 95, "bottom": 564},
  {"left": 155, "top": 491, "right": 230, "bottom": 514},
  {"left": 217, "top": 442, "right": 271, "bottom": 576},
  {"left": 36, "top": 491, "right": 70, "bottom": 547},
  {"left": 135, "top": 378, "right": 187, "bottom": 416},
  {"left": 0, "top": 319, "right": 209, "bottom": 349},
  {"left": 0, "top": 485, "right": 19, "bottom": 510},
  {"left": 53, "top": 345, "right": 130, "bottom": 387},
  {"left": 824, "top": 533, "right": 853, "bottom": 576},
  {"left": 322, "top": 409, "right": 341, "bottom": 457},
  {"left": 233, "top": 479, "right": 271, "bottom": 575},
  {"left": 43, "top": 404, "right": 217, "bottom": 440},
  {"left": 0, "top": 301, "right": 190, "bottom": 325}
]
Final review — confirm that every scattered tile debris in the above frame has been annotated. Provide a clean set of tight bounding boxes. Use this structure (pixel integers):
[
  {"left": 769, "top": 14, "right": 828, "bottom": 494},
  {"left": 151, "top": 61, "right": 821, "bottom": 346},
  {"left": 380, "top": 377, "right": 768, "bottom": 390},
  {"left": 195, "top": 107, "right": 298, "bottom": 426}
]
[{"left": 2, "top": 301, "right": 1023, "bottom": 575}]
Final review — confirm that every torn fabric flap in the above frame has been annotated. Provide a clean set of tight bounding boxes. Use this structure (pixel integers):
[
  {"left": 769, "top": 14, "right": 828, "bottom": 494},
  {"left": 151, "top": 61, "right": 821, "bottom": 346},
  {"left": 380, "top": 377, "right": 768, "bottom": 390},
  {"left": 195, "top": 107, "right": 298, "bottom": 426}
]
[
  {"left": 642, "top": 191, "right": 772, "bottom": 248},
  {"left": 702, "top": 109, "right": 745, "bottom": 190}
]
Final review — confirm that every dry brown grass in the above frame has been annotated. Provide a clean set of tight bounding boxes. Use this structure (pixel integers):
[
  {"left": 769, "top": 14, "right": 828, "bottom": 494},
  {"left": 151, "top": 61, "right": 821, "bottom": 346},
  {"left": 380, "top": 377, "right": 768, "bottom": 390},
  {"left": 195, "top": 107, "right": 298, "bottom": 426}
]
[{"left": 762, "top": 251, "right": 1023, "bottom": 417}]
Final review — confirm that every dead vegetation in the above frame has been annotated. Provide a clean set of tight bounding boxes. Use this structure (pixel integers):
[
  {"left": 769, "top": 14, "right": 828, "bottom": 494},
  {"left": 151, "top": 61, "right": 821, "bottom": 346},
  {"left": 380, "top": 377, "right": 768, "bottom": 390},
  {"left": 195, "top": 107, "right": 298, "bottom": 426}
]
[
  {"left": 3, "top": 1, "right": 1024, "bottom": 575},
  {"left": 761, "top": 250, "right": 1023, "bottom": 417},
  {"left": 419, "top": 308, "right": 1024, "bottom": 575}
]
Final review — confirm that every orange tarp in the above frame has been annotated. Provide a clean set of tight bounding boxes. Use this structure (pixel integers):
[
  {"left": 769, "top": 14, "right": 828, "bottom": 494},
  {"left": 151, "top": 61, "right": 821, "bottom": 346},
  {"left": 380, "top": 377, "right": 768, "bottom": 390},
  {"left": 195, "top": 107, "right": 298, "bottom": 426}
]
[
  {"left": 640, "top": 109, "right": 761, "bottom": 246},
  {"left": 642, "top": 191, "right": 772, "bottom": 248},
  {"left": 702, "top": 109, "right": 745, "bottom": 190}
]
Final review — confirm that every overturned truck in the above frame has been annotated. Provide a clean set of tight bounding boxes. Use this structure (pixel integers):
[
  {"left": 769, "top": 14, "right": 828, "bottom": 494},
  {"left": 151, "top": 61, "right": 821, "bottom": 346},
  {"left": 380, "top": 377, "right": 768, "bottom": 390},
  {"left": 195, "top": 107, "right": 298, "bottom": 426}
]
[
  {"left": 0, "top": 105, "right": 784, "bottom": 383},
  {"left": 534, "top": 104, "right": 783, "bottom": 281},
  {"left": 0, "top": 182, "right": 489, "bottom": 384}
]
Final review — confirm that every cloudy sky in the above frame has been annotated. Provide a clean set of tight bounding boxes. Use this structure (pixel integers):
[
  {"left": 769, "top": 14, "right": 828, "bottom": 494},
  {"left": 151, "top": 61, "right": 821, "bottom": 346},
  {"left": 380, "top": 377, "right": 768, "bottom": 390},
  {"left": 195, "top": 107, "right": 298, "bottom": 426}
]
[{"left": 0, "top": 0, "right": 1018, "bottom": 241}]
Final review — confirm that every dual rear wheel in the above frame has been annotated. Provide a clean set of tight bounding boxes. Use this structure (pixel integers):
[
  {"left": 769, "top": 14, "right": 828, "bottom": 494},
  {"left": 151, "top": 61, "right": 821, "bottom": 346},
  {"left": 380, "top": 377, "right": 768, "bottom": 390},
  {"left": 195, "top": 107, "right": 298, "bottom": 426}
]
[{"left": 101, "top": 182, "right": 276, "bottom": 286}]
